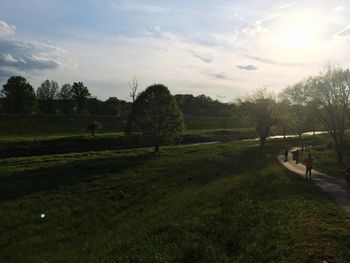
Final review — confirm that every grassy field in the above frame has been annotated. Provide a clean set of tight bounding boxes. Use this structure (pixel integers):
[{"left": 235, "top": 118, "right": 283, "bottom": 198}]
[
  {"left": 1, "top": 139, "right": 350, "bottom": 262},
  {"left": 0, "top": 128, "right": 257, "bottom": 158}
]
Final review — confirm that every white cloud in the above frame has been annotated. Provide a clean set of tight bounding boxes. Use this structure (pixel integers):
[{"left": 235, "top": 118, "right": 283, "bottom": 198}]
[
  {"left": 0, "top": 20, "right": 16, "bottom": 37},
  {"left": 0, "top": 19, "right": 73, "bottom": 78},
  {"left": 278, "top": 2, "right": 294, "bottom": 10},
  {"left": 329, "top": 5, "right": 350, "bottom": 25},
  {"left": 243, "top": 22, "right": 266, "bottom": 35},
  {"left": 2, "top": 54, "right": 17, "bottom": 63},
  {"left": 242, "top": 14, "right": 280, "bottom": 35},
  {"left": 110, "top": 1, "right": 170, "bottom": 14},
  {"left": 246, "top": 55, "right": 305, "bottom": 68},
  {"left": 0, "top": 20, "right": 74, "bottom": 80},
  {"left": 335, "top": 25, "right": 350, "bottom": 37}
]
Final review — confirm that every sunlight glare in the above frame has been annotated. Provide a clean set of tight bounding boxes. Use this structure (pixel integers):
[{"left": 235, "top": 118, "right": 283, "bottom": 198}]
[
  {"left": 282, "top": 13, "right": 320, "bottom": 50},
  {"left": 284, "top": 24, "right": 312, "bottom": 49}
]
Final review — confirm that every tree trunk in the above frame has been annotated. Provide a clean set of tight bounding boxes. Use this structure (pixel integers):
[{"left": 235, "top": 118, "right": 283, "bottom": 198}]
[
  {"left": 260, "top": 136, "right": 266, "bottom": 146},
  {"left": 155, "top": 144, "right": 160, "bottom": 153},
  {"left": 334, "top": 137, "right": 344, "bottom": 163}
]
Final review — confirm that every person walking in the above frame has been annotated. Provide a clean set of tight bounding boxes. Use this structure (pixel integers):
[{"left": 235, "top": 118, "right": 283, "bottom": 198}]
[
  {"left": 284, "top": 148, "right": 288, "bottom": 162},
  {"left": 296, "top": 150, "right": 299, "bottom": 164},
  {"left": 304, "top": 153, "right": 314, "bottom": 180}
]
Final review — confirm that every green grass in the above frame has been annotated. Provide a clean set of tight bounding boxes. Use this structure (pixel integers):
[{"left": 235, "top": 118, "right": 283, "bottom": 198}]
[
  {"left": 1, "top": 140, "right": 350, "bottom": 262},
  {"left": 0, "top": 128, "right": 257, "bottom": 158}
]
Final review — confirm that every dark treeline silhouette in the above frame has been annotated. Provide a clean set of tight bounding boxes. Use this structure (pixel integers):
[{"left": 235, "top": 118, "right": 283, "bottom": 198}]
[
  {"left": 175, "top": 94, "right": 236, "bottom": 117},
  {"left": 0, "top": 76, "right": 130, "bottom": 117},
  {"left": 0, "top": 76, "right": 236, "bottom": 118}
]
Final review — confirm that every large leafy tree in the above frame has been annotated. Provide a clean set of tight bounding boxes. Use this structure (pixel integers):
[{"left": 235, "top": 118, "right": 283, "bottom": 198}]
[
  {"left": 281, "top": 83, "right": 320, "bottom": 138},
  {"left": 1, "top": 76, "right": 36, "bottom": 114},
  {"left": 304, "top": 67, "right": 350, "bottom": 163},
  {"left": 58, "top": 83, "right": 74, "bottom": 114},
  {"left": 36, "top": 79, "right": 59, "bottom": 114},
  {"left": 239, "top": 89, "right": 277, "bottom": 146},
  {"left": 126, "top": 84, "right": 184, "bottom": 152},
  {"left": 71, "top": 82, "right": 90, "bottom": 115}
]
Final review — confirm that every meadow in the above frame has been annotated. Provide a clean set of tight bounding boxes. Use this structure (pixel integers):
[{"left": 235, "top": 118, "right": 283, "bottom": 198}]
[{"left": 1, "top": 138, "right": 350, "bottom": 262}]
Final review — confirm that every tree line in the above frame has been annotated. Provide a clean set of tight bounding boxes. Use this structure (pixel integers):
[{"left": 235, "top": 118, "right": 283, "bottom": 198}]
[
  {"left": 0, "top": 76, "right": 237, "bottom": 117},
  {"left": 241, "top": 66, "right": 350, "bottom": 164},
  {"left": 0, "top": 76, "right": 131, "bottom": 116},
  {"left": 2, "top": 67, "right": 349, "bottom": 159}
]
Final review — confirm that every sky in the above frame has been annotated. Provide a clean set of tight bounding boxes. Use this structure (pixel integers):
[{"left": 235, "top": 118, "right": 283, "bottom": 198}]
[{"left": 1, "top": 0, "right": 350, "bottom": 101}]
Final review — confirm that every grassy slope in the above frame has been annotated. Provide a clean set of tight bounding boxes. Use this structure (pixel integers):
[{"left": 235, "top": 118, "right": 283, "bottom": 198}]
[
  {"left": 0, "top": 128, "right": 257, "bottom": 158},
  {"left": 1, "top": 141, "right": 350, "bottom": 262}
]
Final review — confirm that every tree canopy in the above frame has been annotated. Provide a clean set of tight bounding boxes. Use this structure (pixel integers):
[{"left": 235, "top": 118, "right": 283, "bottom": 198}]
[
  {"left": 126, "top": 84, "right": 184, "bottom": 152},
  {"left": 239, "top": 89, "right": 277, "bottom": 146},
  {"left": 300, "top": 67, "right": 350, "bottom": 162},
  {"left": 1, "top": 76, "right": 36, "bottom": 114},
  {"left": 36, "top": 79, "right": 59, "bottom": 114}
]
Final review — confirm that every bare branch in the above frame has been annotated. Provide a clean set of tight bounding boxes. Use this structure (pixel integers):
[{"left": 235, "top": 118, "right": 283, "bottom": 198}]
[{"left": 129, "top": 76, "right": 139, "bottom": 102}]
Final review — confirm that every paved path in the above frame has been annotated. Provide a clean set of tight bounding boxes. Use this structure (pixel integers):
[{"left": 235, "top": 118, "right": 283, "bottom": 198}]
[{"left": 277, "top": 148, "right": 350, "bottom": 216}]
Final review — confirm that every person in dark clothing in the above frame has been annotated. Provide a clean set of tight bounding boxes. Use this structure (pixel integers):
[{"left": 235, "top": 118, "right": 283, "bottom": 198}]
[
  {"left": 284, "top": 148, "right": 288, "bottom": 162},
  {"left": 296, "top": 150, "right": 299, "bottom": 164},
  {"left": 304, "top": 153, "right": 314, "bottom": 180}
]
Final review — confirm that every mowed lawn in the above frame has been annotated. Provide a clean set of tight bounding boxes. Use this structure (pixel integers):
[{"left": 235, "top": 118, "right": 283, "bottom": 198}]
[{"left": 1, "top": 141, "right": 350, "bottom": 262}]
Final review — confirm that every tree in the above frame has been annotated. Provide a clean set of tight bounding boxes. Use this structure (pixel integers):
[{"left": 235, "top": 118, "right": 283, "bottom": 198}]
[
  {"left": 281, "top": 83, "right": 320, "bottom": 138},
  {"left": 58, "top": 83, "right": 74, "bottom": 114},
  {"left": 126, "top": 84, "right": 184, "bottom": 152},
  {"left": 275, "top": 100, "right": 293, "bottom": 139},
  {"left": 36, "top": 79, "right": 59, "bottom": 114},
  {"left": 1, "top": 76, "right": 36, "bottom": 114},
  {"left": 71, "top": 82, "right": 90, "bottom": 115},
  {"left": 174, "top": 94, "right": 235, "bottom": 117},
  {"left": 104, "top": 97, "right": 121, "bottom": 116},
  {"left": 291, "top": 105, "right": 308, "bottom": 139},
  {"left": 239, "top": 89, "right": 277, "bottom": 146},
  {"left": 85, "top": 120, "right": 103, "bottom": 136},
  {"left": 87, "top": 98, "right": 104, "bottom": 115},
  {"left": 129, "top": 76, "right": 139, "bottom": 102},
  {"left": 302, "top": 67, "right": 350, "bottom": 163}
]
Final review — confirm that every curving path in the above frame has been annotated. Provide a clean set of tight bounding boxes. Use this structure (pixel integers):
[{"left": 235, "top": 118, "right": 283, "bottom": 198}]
[{"left": 277, "top": 147, "right": 350, "bottom": 216}]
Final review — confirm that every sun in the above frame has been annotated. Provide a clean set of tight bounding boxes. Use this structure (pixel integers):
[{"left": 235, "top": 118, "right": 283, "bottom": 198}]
[
  {"left": 281, "top": 13, "right": 320, "bottom": 50},
  {"left": 284, "top": 23, "right": 313, "bottom": 49}
]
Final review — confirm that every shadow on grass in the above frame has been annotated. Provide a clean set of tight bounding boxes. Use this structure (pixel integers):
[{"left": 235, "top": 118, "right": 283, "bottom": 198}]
[{"left": 0, "top": 152, "right": 155, "bottom": 203}]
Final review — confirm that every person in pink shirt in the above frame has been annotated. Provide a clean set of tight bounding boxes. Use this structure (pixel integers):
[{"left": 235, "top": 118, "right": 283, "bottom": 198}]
[{"left": 304, "top": 153, "right": 314, "bottom": 180}]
